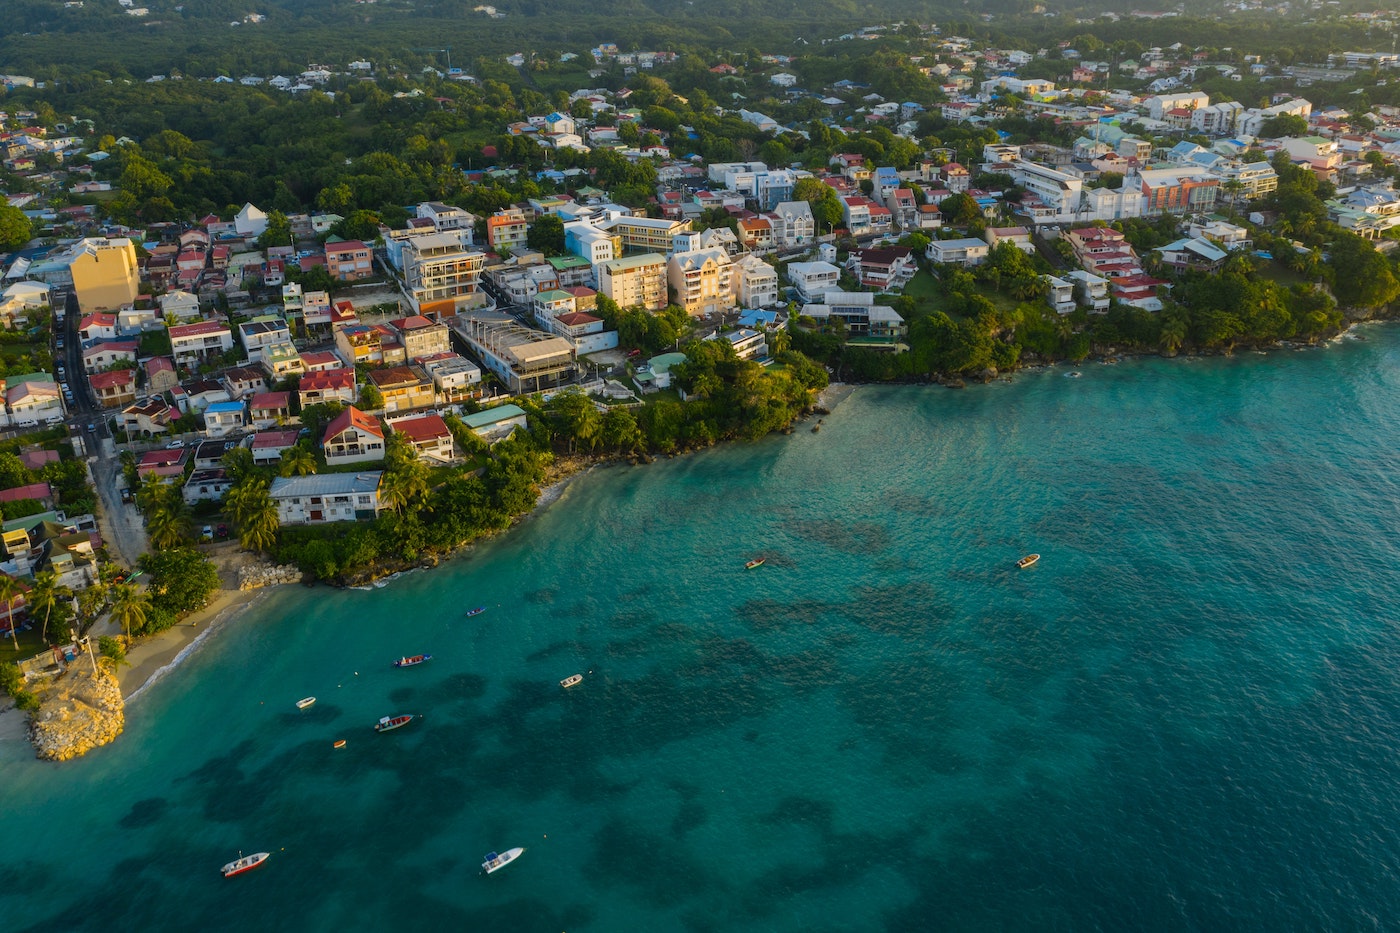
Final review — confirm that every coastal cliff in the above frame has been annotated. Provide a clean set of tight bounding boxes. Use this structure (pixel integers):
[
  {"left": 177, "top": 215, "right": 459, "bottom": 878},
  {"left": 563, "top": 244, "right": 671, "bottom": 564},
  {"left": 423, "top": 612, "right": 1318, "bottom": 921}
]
[{"left": 29, "top": 666, "right": 125, "bottom": 761}]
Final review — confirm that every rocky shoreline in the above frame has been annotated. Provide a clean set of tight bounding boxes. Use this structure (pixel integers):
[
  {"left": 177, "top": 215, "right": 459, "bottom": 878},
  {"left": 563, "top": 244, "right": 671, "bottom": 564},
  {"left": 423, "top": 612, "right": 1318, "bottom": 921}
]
[{"left": 28, "top": 666, "right": 124, "bottom": 762}]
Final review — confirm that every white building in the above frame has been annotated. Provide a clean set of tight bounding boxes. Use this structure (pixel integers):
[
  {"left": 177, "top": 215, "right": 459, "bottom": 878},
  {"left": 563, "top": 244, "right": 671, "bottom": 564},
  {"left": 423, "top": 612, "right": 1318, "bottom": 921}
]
[
  {"left": 270, "top": 472, "right": 383, "bottom": 525},
  {"left": 786, "top": 260, "right": 841, "bottom": 302},
  {"left": 733, "top": 254, "right": 780, "bottom": 309}
]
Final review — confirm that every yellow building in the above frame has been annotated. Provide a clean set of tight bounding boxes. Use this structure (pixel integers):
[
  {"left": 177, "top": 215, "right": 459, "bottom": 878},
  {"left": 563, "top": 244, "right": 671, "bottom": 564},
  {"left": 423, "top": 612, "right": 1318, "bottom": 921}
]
[
  {"left": 68, "top": 238, "right": 140, "bottom": 313},
  {"left": 597, "top": 253, "right": 668, "bottom": 311}
]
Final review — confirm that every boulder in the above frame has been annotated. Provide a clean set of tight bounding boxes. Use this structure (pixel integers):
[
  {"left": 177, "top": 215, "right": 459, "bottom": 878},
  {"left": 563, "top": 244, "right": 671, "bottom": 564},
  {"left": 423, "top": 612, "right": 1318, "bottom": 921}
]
[{"left": 29, "top": 667, "right": 125, "bottom": 761}]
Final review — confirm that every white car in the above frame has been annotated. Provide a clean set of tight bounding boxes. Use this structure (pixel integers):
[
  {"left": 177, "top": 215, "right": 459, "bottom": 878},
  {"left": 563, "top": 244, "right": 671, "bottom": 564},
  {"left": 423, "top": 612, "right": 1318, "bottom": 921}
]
[{"left": 165, "top": 439, "right": 184, "bottom": 449}]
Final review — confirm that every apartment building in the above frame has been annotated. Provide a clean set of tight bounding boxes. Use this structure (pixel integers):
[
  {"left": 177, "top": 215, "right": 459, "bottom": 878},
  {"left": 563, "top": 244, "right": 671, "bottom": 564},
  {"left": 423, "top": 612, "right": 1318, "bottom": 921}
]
[
  {"left": 400, "top": 232, "right": 485, "bottom": 314},
  {"left": 596, "top": 253, "right": 668, "bottom": 310},
  {"left": 667, "top": 240, "right": 736, "bottom": 317}
]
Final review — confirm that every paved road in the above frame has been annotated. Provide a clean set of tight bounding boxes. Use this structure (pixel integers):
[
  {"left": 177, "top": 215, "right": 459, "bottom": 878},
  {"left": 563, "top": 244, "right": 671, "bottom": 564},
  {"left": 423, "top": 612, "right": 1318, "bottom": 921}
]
[{"left": 59, "top": 292, "right": 148, "bottom": 568}]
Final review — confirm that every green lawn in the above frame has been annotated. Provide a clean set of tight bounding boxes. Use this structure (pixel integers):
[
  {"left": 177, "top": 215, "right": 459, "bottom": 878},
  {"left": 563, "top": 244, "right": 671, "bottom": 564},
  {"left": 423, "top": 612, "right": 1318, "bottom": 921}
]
[{"left": 0, "top": 624, "right": 48, "bottom": 666}]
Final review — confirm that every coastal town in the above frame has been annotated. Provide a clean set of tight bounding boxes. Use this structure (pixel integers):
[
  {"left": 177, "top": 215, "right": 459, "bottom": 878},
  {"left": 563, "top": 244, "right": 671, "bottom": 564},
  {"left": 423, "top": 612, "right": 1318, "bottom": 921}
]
[{"left": 2, "top": 8, "right": 1400, "bottom": 756}]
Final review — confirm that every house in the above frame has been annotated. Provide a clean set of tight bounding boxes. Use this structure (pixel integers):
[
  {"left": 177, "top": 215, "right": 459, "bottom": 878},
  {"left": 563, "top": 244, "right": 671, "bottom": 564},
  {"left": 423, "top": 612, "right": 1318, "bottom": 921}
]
[
  {"left": 787, "top": 260, "right": 842, "bottom": 302},
  {"left": 323, "top": 406, "right": 385, "bottom": 466},
  {"left": 192, "top": 439, "right": 238, "bottom": 470},
  {"left": 136, "top": 447, "right": 189, "bottom": 480},
  {"left": 926, "top": 237, "right": 990, "bottom": 266},
  {"left": 234, "top": 203, "right": 269, "bottom": 238},
  {"left": 182, "top": 469, "right": 234, "bottom": 506},
  {"left": 486, "top": 209, "right": 530, "bottom": 252},
  {"left": 260, "top": 341, "right": 305, "bottom": 380},
  {"left": 389, "top": 413, "right": 454, "bottom": 462},
  {"left": 325, "top": 241, "right": 374, "bottom": 281},
  {"left": 248, "top": 391, "right": 291, "bottom": 429},
  {"left": 0, "top": 482, "right": 53, "bottom": 511},
  {"left": 251, "top": 430, "right": 301, "bottom": 467},
  {"left": 1042, "top": 275, "right": 1077, "bottom": 314},
  {"left": 203, "top": 400, "right": 246, "bottom": 437},
  {"left": 461, "top": 403, "right": 528, "bottom": 440},
  {"left": 667, "top": 238, "right": 736, "bottom": 317},
  {"left": 119, "top": 396, "right": 174, "bottom": 437},
  {"left": 846, "top": 246, "right": 916, "bottom": 292},
  {"left": 800, "top": 291, "right": 907, "bottom": 340},
  {"left": 390, "top": 315, "right": 452, "bottom": 360},
  {"left": 222, "top": 367, "right": 267, "bottom": 400},
  {"left": 183, "top": 379, "right": 231, "bottom": 412},
  {"left": 983, "top": 226, "right": 1035, "bottom": 254},
  {"left": 368, "top": 365, "right": 435, "bottom": 413},
  {"left": 1064, "top": 268, "right": 1108, "bottom": 312},
  {"left": 299, "top": 350, "right": 342, "bottom": 373},
  {"left": 734, "top": 254, "right": 780, "bottom": 309},
  {"left": 235, "top": 315, "right": 290, "bottom": 363},
  {"left": 270, "top": 472, "right": 384, "bottom": 525},
  {"left": 419, "top": 354, "right": 482, "bottom": 404},
  {"left": 334, "top": 325, "right": 383, "bottom": 366},
  {"left": 297, "top": 368, "right": 356, "bottom": 408},
  {"left": 770, "top": 201, "right": 816, "bottom": 247},
  {"left": 81, "top": 339, "right": 138, "bottom": 374},
  {"left": 416, "top": 201, "right": 475, "bottom": 234},
  {"left": 7, "top": 378, "right": 64, "bottom": 427},
  {"left": 78, "top": 312, "right": 119, "bottom": 342},
  {"left": 1156, "top": 236, "right": 1228, "bottom": 272},
  {"left": 88, "top": 369, "right": 137, "bottom": 408},
  {"left": 169, "top": 321, "right": 234, "bottom": 368}
]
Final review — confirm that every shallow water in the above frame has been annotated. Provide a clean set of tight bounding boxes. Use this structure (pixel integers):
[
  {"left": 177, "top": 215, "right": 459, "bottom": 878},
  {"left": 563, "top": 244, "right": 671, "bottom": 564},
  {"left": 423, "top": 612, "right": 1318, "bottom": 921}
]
[{"left": 6, "top": 329, "right": 1400, "bottom": 931}]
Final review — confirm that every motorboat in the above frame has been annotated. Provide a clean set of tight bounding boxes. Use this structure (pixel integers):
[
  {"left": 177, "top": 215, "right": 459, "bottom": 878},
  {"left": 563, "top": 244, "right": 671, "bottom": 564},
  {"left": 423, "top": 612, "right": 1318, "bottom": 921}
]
[
  {"left": 482, "top": 848, "right": 524, "bottom": 874},
  {"left": 221, "top": 852, "right": 269, "bottom": 878},
  {"left": 296, "top": 697, "right": 315, "bottom": 710},
  {"left": 393, "top": 655, "right": 432, "bottom": 668},
  {"left": 1016, "top": 554, "right": 1040, "bottom": 569},
  {"left": 374, "top": 714, "right": 415, "bottom": 733},
  {"left": 560, "top": 674, "right": 583, "bottom": 689}
]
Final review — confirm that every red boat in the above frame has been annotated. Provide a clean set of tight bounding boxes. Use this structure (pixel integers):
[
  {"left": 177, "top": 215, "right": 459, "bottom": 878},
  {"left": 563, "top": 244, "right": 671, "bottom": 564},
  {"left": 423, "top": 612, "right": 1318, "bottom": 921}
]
[
  {"left": 221, "top": 851, "right": 269, "bottom": 878},
  {"left": 374, "top": 714, "right": 415, "bottom": 733},
  {"left": 393, "top": 654, "right": 432, "bottom": 668}
]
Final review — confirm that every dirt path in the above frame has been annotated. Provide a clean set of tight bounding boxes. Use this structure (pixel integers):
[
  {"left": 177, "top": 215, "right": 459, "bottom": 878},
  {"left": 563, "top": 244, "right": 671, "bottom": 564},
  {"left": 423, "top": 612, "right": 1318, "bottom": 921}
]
[{"left": 86, "top": 441, "right": 147, "bottom": 569}]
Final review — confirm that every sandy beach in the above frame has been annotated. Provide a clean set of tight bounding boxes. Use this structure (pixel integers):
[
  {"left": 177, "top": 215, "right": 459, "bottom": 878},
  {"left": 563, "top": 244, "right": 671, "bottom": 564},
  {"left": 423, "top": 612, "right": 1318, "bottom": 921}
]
[{"left": 117, "top": 586, "right": 268, "bottom": 701}]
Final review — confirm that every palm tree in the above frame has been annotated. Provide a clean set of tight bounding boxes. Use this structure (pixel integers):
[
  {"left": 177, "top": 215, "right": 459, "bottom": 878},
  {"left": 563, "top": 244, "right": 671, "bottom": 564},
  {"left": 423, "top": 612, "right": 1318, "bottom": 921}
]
[
  {"left": 147, "top": 499, "right": 192, "bottom": 549},
  {"left": 29, "top": 571, "right": 70, "bottom": 645},
  {"left": 0, "top": 574, "right": 20, "bottom": 651},
  {"left": 109, "top": 583, "right": 151, "bottom": 642},
  {"left": 279, "top": 444, "right": 316, "bottom": 477},
  {"left": 229, "top": 478, "right": 279, "bottom": 552}
]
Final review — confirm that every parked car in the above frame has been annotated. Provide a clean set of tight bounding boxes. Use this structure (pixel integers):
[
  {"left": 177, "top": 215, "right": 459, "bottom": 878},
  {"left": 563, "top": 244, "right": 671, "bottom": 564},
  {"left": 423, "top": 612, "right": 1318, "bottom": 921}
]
[
  {"left": 165, "top": 439, "right": 184, "bottom": 449},
  {"left": 201, "top": 525, "right": 213, "bottom": 540},
  {"left": 119, "top": 487, "right": 133, "bottom": 504},
  {"left": 215, "top": 524, "right": 230, "bottom": 539}
]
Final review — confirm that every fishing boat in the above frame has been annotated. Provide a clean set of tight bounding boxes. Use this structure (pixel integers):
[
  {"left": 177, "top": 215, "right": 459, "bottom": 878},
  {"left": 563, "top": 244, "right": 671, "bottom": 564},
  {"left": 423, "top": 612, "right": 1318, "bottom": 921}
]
[
  {"left": 560, "top": 673, "right": 583, "bottom": 689},
  {"left": 393, "top": 654, "right": 432, "bottom": 668},
  {"left": 463, "top": 606, "right": 486, "bottom": 618},
  {"left": 295, "top": 697, "right": 315, "bottom": 710},
  {"left": 482, "top": 848, "right": 524, "bottom": 874},
  {"left": 333, "top": 739, "right": 346, "bottom": 749},
  {"left": 221, "top": 851, "right": 269, "bottom": 878},
  {"left": 1016, "top": 554, "right": 1040, "bottom": 569},
  {"left": 745, "top": 558, "right": 766, "bottom": 570},
  {"left": 374, "top": 714, "right": 415, "bottom": 733}
]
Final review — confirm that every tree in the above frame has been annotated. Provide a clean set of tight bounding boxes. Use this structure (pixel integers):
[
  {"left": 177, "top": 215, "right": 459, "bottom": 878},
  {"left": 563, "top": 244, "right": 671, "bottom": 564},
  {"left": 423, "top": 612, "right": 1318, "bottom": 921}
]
[
  {"left": 257, "top": 210, "right": 293, "bottom": 250},
  {"left": 0, "top": 204, "right": 34, "bottom": 252},
  {"left": 0, "top": 575, "right": 20, "bottom": 651},
  {"left": 28, "top": 571, "right": 70, "bottom": 645},
  {"left": 226, "top": 478, "right": 280, "bottom": 552},
  {"left": 279, "top": 444, "right": 316, "bottom": 477},
  {"left": 138, "top": 548, "right": 220, "bottom": 618},
  {"left": 527, "top": 214, "right": 566, "bottom": 256},
  {"left": 146, "top": 496, "right": 192, "bottom": 549},
  {"left": 109, "top": 583, "right": 151, "bottom": 642}
]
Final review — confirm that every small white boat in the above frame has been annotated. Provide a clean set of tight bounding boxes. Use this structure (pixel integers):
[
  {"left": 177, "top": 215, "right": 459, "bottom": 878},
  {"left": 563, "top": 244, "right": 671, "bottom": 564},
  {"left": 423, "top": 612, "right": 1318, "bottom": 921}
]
[
  {"left": 221, "top": 851, "right": 270, "bottom": 878},
  {"left": 482, "top": 847, "right": 524, "bottom": 874},
  {"left": 1016, "top": 554, "right": 1040, "bottom": 569},
  {"left": 560, "top": 674, "right": 583, "bottom": 689},
  {"left": 296, "top": 697, "right": 316, "bottom": 710}
]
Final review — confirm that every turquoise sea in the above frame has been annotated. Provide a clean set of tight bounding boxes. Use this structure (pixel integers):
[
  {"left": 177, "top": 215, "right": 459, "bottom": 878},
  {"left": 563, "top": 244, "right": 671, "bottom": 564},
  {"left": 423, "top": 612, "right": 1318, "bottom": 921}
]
[{"left": 7, "top": 329, "right": 1400, "bottom": 931}]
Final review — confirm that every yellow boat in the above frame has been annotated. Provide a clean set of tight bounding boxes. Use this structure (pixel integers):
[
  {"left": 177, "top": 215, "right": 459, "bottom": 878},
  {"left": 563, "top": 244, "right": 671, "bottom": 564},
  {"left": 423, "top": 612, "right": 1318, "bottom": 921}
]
[
  {"left": 1016, "top": 554, "right": 1040, "bottom": 569},
  {"left": 745, "top": 558, "right": 766, "bottom": 570}
]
